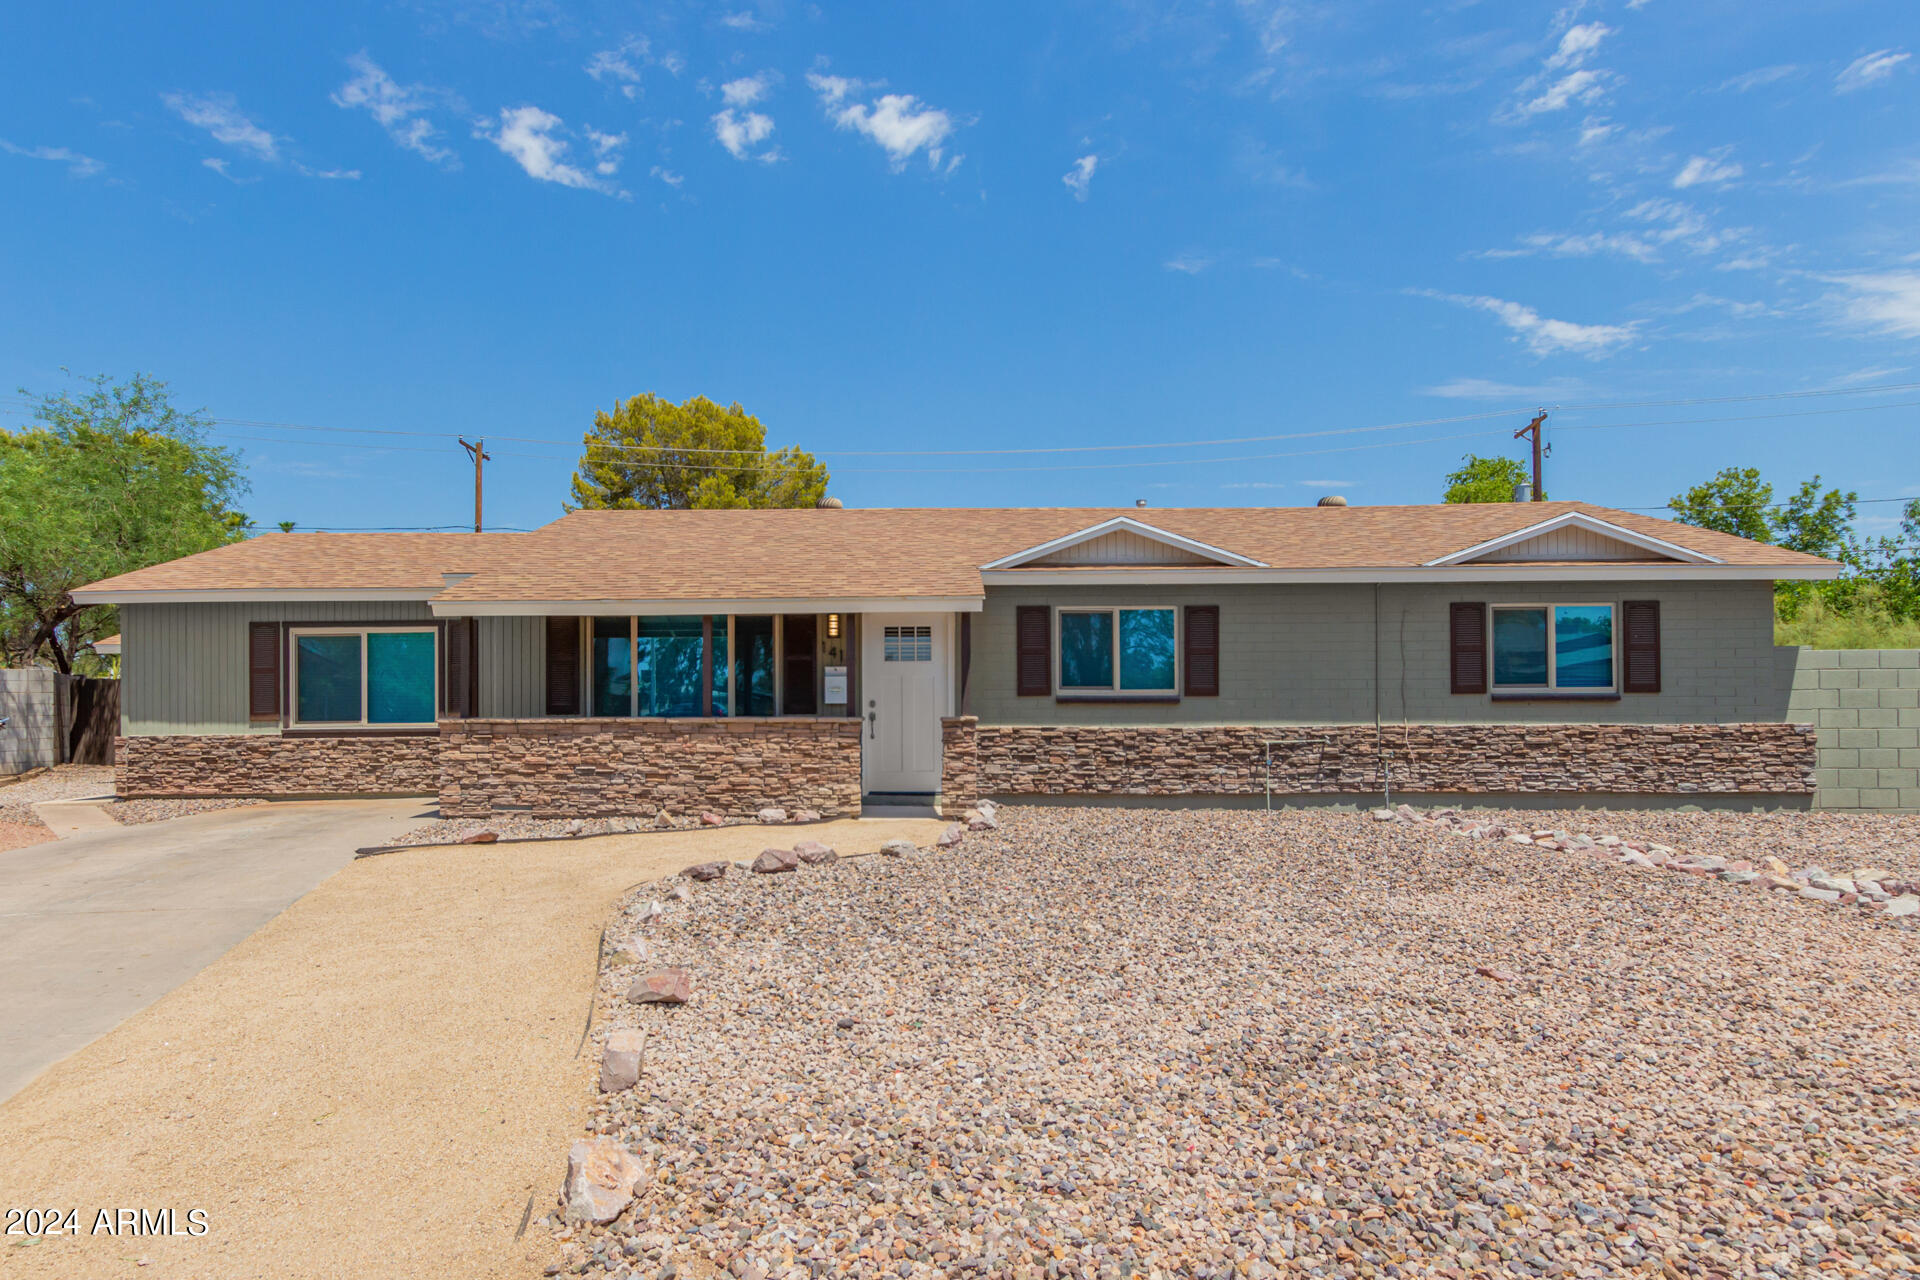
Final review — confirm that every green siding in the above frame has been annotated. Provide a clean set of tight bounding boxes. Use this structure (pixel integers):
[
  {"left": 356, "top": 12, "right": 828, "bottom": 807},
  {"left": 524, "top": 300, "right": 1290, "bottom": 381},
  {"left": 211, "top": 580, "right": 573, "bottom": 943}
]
[
  {"left": 477, "top": 615, "right": 546, "bottom": 718},
  {"left": 971, "top": 580, "right": 1790, "bottom": 727},
  {"left": 121, "top": 601, "right": 436, "bottom": 735}
]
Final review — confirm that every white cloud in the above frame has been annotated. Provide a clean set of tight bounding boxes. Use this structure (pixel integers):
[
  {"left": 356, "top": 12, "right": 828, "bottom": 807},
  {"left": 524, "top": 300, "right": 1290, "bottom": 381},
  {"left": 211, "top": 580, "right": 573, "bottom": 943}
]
[
  {"left": 1517, "top": 68, "right": 1606, "bottom": 116},
  {"left": 1062, "top": 154, "right": 1097, "bottom": 200},
  {"left": 586, "top": 37, "right": 649, "bottom": 99},
  {"left": 712, "top": 109, "right": 775, "bottom": 160},
  {"left": 1482, "top": 230, "right": 1661, "bottom": 264},
  {"left": 1577, "top": 117, "right": 1615, "bottom": 146},
  {"left": 1823, "top": 272, "right": 1920, "bottom": 338},
  {"left": 721, "top": 11, "right": 770, "bottom": 31},
  {"left": 1421, "top": 377, "right": 1582, "bottom": 400},
  {"left": 1295, "top": 479, "right": 1355, "bottom": 489},
  {"left": 1421, "top": 291, "right": 1639, "bottom": 357},
  {"left": 807, "top": 72, "right": 958, "bottom": 172},
  {"left": 649, "top": 165, "right": 684, "bottom": 188},
  {"left": 1718, "top": 64, "right": 1800, "bottom": 92},
  {"left": 331, "top": 53, "right": 457, "bottom": 166},
  {"left": 584, "top": 127, "right": 627, "bottom": 176},
  {"left": 1673, "top": 152, "right": 1743, "bottom": 188},
  {"left": 1545, "top": 23, "right": 1613, "bottom": 71},
  {"left": 478, "top": 105, "right": 623, "bottom": 195},
  {"left": 0, "top": 139, "right": 103, "bottom": 177},
  {"left": 162, "top": 91, "right": 277, "bottom": 160},
  {"left": 1164, "top": 253, "right": 1214, "bottom": 274},
  {"left": 721, "top": 73, "right": 772, "bottom": 107},
  {"left": 1835, "top": 49, "right": 1910, "bottom": 94}
]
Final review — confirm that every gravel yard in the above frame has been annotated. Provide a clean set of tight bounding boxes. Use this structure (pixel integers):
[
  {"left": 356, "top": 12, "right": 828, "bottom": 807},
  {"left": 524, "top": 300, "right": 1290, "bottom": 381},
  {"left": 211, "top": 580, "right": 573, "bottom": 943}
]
[
  {"left": 1501, "top": 808, "right": 1920, "bottom": 886},
  {"left": 576, "top": 806, "right": 1920, "bottom": 1280},
  {"left": 103, "top": 796, "right": 266, "bottom": 825}
]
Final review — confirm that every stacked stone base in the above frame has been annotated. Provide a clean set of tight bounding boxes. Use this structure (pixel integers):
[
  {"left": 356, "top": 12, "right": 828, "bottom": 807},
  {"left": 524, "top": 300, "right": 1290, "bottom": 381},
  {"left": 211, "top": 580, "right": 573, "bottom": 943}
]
[
  {"left": 115, "top": 733, "right": 439, "bottom": 798},
  {"left": 439, "top": 717, "right": 862, "bottom": 819},
  {"left": 938, "top": 721, "right": 1816, "bottom": 811}
]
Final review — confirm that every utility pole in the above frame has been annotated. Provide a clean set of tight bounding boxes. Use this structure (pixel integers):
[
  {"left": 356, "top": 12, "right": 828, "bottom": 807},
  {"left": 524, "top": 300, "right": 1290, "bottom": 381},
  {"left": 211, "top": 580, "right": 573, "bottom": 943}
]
[
  {"left": 458, "top": 438, "right": 491, "bottom": 532},
  {"left": 1514, "top": 411, "right": 1547, "bottom": 501}
]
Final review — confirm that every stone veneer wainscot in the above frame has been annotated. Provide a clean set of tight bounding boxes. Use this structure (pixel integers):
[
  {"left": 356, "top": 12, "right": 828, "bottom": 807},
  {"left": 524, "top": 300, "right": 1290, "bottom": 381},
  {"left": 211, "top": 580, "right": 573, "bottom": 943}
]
[
  {"left": 439, "top": 717, "right": 863, "bottom": 819},
  {"left": 115, "top": 733, "right": 440, "bottom": 798},
  {"left": 936, "top": 721, "right": 1817, "bottom": 809}
]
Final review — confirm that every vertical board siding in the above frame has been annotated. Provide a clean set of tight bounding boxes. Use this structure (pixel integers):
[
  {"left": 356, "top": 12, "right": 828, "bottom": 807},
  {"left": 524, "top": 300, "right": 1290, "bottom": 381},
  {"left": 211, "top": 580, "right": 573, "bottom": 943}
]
[
  {"left": 1030, "top": 529, "right": 1215, "bottom": 566},
  {"left": 121, "top": 601, "right": 435, "bottom": 735},
  {"left": 1480, "top": 526, "right": 1658, "bottom": 562},
  {"left": 477, "top": 615, "right": 546, "bottom": 718}
]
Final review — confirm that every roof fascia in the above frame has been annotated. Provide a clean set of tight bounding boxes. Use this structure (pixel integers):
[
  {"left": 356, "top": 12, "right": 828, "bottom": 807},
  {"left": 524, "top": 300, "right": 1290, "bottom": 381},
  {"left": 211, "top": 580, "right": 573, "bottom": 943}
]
[
  {"left": 69, "top": 587, "right": 443, "bottom": 605},
  {"left": 1424, "top": 511, "right": 1722, "bottom": 567},
  {"left": 433, "top": 595, "right": 987, "bottom": 617},
  {"left": 981, "top": 564, "right": 1834, "bottom": 586},
  {"left": 979, "top": 516, "right": 1267, "bottom": 570}
]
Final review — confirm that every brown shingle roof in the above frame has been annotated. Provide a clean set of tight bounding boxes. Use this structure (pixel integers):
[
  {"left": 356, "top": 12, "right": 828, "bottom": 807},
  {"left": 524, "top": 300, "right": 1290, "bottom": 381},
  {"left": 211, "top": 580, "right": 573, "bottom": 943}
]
[{"left": 73, "top": 502, "right": 1836, "bottom": 603}]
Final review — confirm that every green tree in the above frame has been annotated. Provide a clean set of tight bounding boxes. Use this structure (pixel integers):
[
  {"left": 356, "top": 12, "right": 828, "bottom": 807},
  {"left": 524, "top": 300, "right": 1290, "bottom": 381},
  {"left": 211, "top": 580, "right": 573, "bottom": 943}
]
[
  {"left": 1774, "top": 475, "right": 1858, "bottom": 561},
  {"left": 567, "top": 393, "right": 829, "bottom": 511},
  {"left": 1666, "top": 467, "right": 1774, "bottom": 543},
  {"left": 0, "top": 373, "right": 248, "bottom": 671},
  {"left": 1442, "top": 453, "right": 1533, "bottom": 503}
]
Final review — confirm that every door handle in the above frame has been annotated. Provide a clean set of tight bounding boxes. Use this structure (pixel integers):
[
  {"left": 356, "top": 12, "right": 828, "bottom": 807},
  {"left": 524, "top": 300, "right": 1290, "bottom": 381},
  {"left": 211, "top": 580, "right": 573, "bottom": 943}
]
[{"left": 867, "top": 707, "right": 877, "bottom": 740}]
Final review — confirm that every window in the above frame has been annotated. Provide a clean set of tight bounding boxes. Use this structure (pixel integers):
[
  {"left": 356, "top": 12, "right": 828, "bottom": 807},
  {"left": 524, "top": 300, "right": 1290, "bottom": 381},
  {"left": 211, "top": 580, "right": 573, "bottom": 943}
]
[
  {"left": 1057, "top": 606, "right": 1178, "bottom": 695},
  {"left": 883, "top": 625, "right": 932, "bottom": 662},
  {"left": 591, "top": 617, "right": 632, "bottom": 716},
  {"left": 290, "top": 627, "right": 438, "bottom": 727},
  {"left": 635, "top": 616, "right": 704, "bottom": 716},
  {"left": 1491, "top": 604, "right": 1615, "bottom": 692},
  {"left": 734, "top": 616, "right": 776, "bottom": 716}
]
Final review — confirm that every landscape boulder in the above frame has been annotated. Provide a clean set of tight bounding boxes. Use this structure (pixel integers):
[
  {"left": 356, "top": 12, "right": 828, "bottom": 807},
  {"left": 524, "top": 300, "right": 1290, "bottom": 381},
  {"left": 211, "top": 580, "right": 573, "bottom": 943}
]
[
  {"left": 460, "top": 830, "right": 499, "bottom": 844},
  {"left": 793, "top": 808, "right": 823, "bottom": 823},
  {"left": 564, "top": 1137, "right": 648, "bottom": 1225},
  {"left": 879, "top": 838, "right": 916, "bottom": 858},
  {"left": 700, "top": 811, "right": 725, "bottom": 826},
  {"left": 1884, "top": 895, "right": 1919, "bottom": 919},
  {"left": 965, "top": 808, "right": 998, "bottom": 832},
  {"left": 627, "top": 969, "right": 693, "bottom": 1005},
  {"left": 757, "top": 807, "right": 789, "bottom": 824},
  {"left": 599, "top": 1029, "right": 647, "bottom": 1093},
  {"left": 936, "top": 824, "right": 965, "bottom": 849},
  {"left": 794, "top": 839, "right": 836, "bottom": 865},
  {"left": 753, "top": 847, "right": 801, "bottom": 875},
  {"left": 684, "top": 861, "right": 728, "bottom": 882}
]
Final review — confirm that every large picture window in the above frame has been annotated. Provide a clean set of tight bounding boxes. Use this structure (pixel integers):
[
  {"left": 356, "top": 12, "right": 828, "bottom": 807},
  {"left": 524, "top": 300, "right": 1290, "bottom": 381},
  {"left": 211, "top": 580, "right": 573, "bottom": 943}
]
[
  {"left": 1491, "top": 604, "right": 1615, "bottom": 692},
  {"left": 290, "top": 627, "right": 438, "bottom": 727},
  {"left": 1057, "top": 606, "right": 1178, "bottom": 696}
]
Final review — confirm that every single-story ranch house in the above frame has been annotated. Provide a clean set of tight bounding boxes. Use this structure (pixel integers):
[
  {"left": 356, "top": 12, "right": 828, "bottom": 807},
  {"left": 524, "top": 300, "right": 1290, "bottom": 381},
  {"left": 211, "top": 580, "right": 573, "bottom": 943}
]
[{"left": 72, "top": 500, "right": 1841, "bottom": 817}]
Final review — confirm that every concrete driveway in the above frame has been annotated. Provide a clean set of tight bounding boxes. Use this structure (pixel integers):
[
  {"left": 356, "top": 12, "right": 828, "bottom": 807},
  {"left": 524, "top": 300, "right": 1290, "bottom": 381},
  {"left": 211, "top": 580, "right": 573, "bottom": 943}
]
[{"left": 0, "top": 797, "right": 431, "bottom": 1101}]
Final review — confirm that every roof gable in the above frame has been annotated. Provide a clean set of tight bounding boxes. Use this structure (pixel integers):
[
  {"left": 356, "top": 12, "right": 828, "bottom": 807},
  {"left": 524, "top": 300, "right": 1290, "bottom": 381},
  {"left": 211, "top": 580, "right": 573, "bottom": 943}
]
[
  {"left": 1425, "top": 511, "right": 1722, "bottom": 567},
  {"left": 981, "top": 516, "right": 1266, "bottom": 570}
]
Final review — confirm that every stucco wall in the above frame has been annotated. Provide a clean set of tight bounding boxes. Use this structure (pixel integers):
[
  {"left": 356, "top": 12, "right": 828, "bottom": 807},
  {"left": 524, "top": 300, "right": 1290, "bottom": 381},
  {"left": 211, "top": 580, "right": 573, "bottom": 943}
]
[
  {"left": 969, "top": 580, "right": 1788, "bottom": 726},
  {"left": 120, "top": 600, "right": 437, "bottom": 736}
]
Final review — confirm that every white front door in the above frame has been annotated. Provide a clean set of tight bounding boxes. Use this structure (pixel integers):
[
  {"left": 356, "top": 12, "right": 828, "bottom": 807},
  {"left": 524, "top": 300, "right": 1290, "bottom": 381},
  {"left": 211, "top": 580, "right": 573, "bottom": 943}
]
[{"left": 860, "top": 613, "right": 949, "bottom": 795}]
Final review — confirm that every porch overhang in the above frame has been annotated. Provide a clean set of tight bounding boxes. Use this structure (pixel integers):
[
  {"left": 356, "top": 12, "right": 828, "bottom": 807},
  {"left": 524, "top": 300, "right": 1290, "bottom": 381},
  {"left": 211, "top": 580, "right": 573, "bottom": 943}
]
[{"left": 427, "top": 595, "right": 987, "bottom": 617}]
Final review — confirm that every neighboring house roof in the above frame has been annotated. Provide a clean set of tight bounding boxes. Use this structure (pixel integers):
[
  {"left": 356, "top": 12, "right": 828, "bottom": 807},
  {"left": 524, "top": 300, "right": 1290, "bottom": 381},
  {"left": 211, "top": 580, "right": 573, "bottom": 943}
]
[
  {"left": 93, "top": 634, "right": 121, "bottom": 654},
  {"left": 70, "top": 501, "right": 1840, "bottom": 611}
]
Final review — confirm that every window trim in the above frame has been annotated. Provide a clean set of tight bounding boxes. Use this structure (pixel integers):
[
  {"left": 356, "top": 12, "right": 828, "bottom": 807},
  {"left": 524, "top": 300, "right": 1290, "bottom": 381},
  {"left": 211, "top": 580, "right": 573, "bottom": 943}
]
[
  {"left": 1053, "top": 604, "right": 1181, "bottom": 700},
  {"left": 1488, "top": 602, "right": 1618, "bottom": 695},
  {"left": 287, "top": 625, "right": 440, "bottom": 730}
]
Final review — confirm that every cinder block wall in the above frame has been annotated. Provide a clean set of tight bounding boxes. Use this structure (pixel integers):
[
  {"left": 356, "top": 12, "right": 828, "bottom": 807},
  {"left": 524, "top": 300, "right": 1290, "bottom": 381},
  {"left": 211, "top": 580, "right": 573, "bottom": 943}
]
[
  {"left": 1789, "top": 649, "right": 1920, "bottom": 811},
  {"left": 0, "top": 669, "right": 62, "bottom": 774}
]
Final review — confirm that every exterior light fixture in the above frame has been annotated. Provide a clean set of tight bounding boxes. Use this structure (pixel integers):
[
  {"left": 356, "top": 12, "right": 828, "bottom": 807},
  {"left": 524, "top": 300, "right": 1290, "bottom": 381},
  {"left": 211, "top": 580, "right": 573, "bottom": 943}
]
[{"left": 827, "top": 613, "right": 841, "bottom": 638}]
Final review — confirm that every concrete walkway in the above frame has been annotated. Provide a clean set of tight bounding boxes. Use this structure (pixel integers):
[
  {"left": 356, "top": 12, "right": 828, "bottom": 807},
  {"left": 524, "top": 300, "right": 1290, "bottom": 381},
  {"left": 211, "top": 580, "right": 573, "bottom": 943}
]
[
  {"left": 0, "top": 797, "right": 432, "bottom": 1101},
  {"left": 0, "top": 815, "right": 948, "bottom": 1280},
  {"left": 30, "top": 795, "right": 121, "bottom": 837}
]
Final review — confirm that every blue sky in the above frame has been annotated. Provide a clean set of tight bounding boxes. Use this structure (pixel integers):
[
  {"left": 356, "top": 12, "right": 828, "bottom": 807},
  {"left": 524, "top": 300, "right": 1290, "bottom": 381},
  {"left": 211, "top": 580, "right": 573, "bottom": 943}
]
[{"left": 2, "top": 1, "right": 1917, "bottom": 534}]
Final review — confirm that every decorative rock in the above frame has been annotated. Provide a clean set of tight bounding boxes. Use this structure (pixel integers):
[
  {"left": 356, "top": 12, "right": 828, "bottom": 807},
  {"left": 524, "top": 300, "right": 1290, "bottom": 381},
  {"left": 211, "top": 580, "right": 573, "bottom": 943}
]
[
  {"left": 756, "top": 807, "right": 789, "bottom": 824},
  {"left": 1475, "top": 965, "right": 1517, "bottom": 983},
  {"left": 635, "top": 899, "right": 665, "bottom": 924},
  {"left": 879, "top": 838, "right": 916, "bottom": 857},
  {"left": 599, "top": 1029, "right": 647, "bottom": 1092},
  {"left": 700, "top": 812, "right": 725, "bottom": 826},
  {"left": 794, "top": 839, "right": 836, "bottom": 864},
  {"left": 668, "top": 883, "right": 691, "bottom": 902},
  {"left": 563, "top": 818, "right": 586, "bottom": 836},
  {"left": 935, "top": 823, "right": 965, "bottom": 849},
  {"left": 965, "top": 808, "right": 998, "bottom": 832},
  {"left": 564, "top": 1136, "right": 647, "bottom": 1225},
  {"left": 1369, "top": 808, "right": 1395, "bottom": 822},
  {"left": 1799, "top": 887, "right": 1842, "bottom": 904},
  {"left": 460, "top": 830, "right": 499, "bottom": 844},
  {"left": 1762, "top": 855, "right": 1792, "bottom": 876},
  {"left": 752, "top": 847, "right": 800, "bottom": 874},
  {"left": 626, "top": 969, "right": 692, "bottom": 1004},
  {"left": 684, "top": 861, "right": 728, "bottom": 882},
  {"left": 1883, "top": 895, "right": 1919, "bottom": 918},
  {"left": 975, "top": 798, "right": 998, "bottom": 818},
  {"left": 793, "top": 808, "right": 823, "bottom": 823}
]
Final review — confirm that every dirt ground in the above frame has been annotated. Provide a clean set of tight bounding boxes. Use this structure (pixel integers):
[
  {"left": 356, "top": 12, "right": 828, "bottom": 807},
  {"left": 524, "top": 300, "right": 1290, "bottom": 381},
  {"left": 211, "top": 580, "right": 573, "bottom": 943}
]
[
  {"left": 0, "top": 817, "right": 948, "bottom": 1280},
  {"left": 0, "top": 819, "right": 52, "bottom": 853}
]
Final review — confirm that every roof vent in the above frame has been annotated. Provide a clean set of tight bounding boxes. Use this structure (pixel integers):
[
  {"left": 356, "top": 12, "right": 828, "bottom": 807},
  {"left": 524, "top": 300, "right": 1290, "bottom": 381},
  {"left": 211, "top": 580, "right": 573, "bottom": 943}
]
[
  {"left": 1135, "top": 498, "right": 1148, "bottom": 508},
  {"left": 1316, "top": 494, "right": 1349, "bottom": 507},
  {"left": 1511, "top": 483, "right": 1533, "bottom": 503},
  {"left": 816, "top": 496, "right": 843, "bottom": 509}
]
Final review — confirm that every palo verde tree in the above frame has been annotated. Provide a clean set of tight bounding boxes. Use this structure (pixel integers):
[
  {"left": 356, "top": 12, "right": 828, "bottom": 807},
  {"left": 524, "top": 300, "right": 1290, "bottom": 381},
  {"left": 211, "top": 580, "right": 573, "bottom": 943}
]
[
  {"left": 567, "top": 393, "right": 829, "bottom": 511},
  {"left": 0, "top": 373, "right": 248, "bottom": 672},
  {"left": 1442, "top": 453, "right": 1534, "bottom": 503}
]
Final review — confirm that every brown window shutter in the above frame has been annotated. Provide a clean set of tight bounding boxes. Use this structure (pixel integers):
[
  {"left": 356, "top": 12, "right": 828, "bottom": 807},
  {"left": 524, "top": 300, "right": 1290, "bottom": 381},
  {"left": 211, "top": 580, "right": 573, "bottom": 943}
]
[
  {"left": 1183, "top": 605, "right": 1219, "bottom": 696},
  {"left": 1015, "top": 606, "right": 1051, "bottom": 697},
  {"left": 1449, "top": 602, "right": 1487, "bottom": 694},
  {"left": 248, "top": 622, "right": 280, "bottom": 722},
  {"left": 1622, "top": 600, "right": 1661, "bottom": 693},
  {"left": 545, "top": 616, "right": 581, "bottom": 715},
  {"left": 443, "top": 619, "right": 476, "bottom": 718}
]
